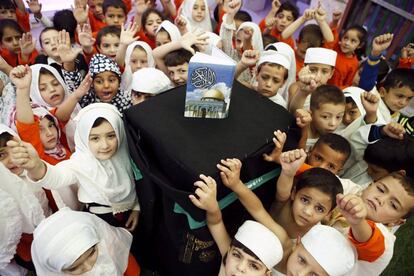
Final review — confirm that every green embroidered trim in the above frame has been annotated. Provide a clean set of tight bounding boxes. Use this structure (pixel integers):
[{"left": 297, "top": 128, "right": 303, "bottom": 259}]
[
  {"left": 130, "top": 159, "right": 143, "bottom": 181},
  {"left": 174, "top": 167, "right": 281, "bottom": 230}
]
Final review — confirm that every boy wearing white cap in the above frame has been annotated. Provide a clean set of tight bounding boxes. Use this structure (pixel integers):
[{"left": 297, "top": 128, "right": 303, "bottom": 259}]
[
  {"left": 130, "top": 68, "right": 172, "bottom": 105},
  {"left": 235, "top": 50, "right": 291, "bottom": 108},
  {"left": 288, "top": 47, "right": 337, "bottom": 112},
  {"left": 189, "top": 174, "right": 286, "bottom": 276}
]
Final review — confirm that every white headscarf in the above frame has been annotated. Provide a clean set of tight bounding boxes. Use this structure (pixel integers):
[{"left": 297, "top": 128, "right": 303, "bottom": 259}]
[
  {"left": 121, "top": 41, "right": 155, "bottom": 93},
  {"left": 203, "top": 31, "right": 222, "bottom": 55},
  {"left": 237, "top": 22, "right": 264, "bottom": 52},
  {"left": 266, "top": 42, "right": 297, "bottom": 101},
  {"left": 180, "top": 0, "right": 213, "bottom": 32},
  {"left": 29, "top": 64, "right": 70, "bottom": 108},
  {"left": 70, "top": 103, "right": 137, "bottom": 210},
  {"left": 31, "top": 208, "right": 132, "bottom": 276},
  {"left": 156, "top": 20, "right": 181, "bottom": 43}
]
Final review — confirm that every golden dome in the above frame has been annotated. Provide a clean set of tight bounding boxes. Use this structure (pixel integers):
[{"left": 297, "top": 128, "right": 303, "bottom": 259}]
[{"left": 202, "top": 89, "right": 225, "bottom": 101}]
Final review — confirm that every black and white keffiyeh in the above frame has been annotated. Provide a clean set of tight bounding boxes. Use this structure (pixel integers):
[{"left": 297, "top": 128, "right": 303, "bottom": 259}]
[{"left": 80, "top": 54, "right": 131, "bottom": 113}]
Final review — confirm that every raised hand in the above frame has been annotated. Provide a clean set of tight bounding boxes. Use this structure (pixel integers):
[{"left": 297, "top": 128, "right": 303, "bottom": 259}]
[
  {"left": 332, "top": 10, "right": 342, "bottom": 22},
  {"left": 189, "top": 174, "right": 219, "bottom": 212},
  {"left": 19, "top": 33, "right": 36, "bottom": 57},
  {"left": 401, "top": 43, "right": 414, "bottom": 59},
  {"left": 225, "top": 0, "right": 241, "bottom": 16},
  {"left": 271, "top": 0, "right": 281, "bottom": 11},
  {"left": 298, "top": 66, "right": 318, "bottom": 94},
  {"left": 240, "top": 49, "right": 260, "bottom": 67},
  {"left": 77, "top": 24, "right": 96, "bottom": 48},
  {"left": 180, "top": 29, "right": 209, "bottom": 54},
  {"left": 125, "top": 210, "right": 139, "bottom": 232},
  {"left": 217, "top": 158, "right": 242, "bottom": 189},
  {"left": 26, "top": 0, "right": 42, "bottom": 15},
  {"left": 7, "top": 139, "right": 41, "bottom": 171},
  {"left": 73, "top": 73, "right": 92, "bottom": 99},
  {"left": 72, "top": 0, "right": 89, "bottom": 24},
  {"left": 315, "top": 4, "right": 327, "bottom": 22},
  {"left": 371, "top": 33, "right": 394, "bottom": 57},
  {"left": 381, "top": 122, "right": 405, "bottom": 139},
  {"left": 57, "top": 30, "right": 82, "bottom": 63},
  {"left": 361, "top": 92, "right": 379, "bottom": 116},
  {"left": 279, "top": 149, "right": 307, "bottom": 177},
  {"left": 295, "top": 109, "right": 312, "bottom": 128},
  {"left": 120, "top": 21, "right": 140, "bottom": 46},
  {"left": 302, "top": 8, "right": 315, "bottom": 22},
  {"left": 263, "top": 130, "right": 287, "bottom": 163},
  {"left": 135, "top": 0, "right": 152, "bottom": 15},
  {"left": 9, "top": 65, "right": 32, "bottom": 90},
  {"left": 336, "top": 193, "right": 367, "bottom": 226}
]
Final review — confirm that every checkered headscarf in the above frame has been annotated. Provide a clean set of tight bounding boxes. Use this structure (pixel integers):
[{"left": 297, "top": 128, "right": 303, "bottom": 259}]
[{"left": 89, "top": 54, "right": 121, "bottom": 79}]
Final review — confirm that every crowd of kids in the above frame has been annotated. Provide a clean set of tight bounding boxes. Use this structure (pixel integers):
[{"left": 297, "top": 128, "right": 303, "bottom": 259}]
[{"left": 1, "top": 0, "right": 414, "bottom": 275}]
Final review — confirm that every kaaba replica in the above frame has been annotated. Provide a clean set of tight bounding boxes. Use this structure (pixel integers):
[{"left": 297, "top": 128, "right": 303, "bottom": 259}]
[{"left": 124, "top": 81, "right": 300, "bottom": 275}]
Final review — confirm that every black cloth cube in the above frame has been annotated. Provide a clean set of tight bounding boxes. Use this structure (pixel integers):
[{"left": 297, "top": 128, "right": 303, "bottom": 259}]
[{"left": 124, "top": 81, "right": 300, "bottom": 275}]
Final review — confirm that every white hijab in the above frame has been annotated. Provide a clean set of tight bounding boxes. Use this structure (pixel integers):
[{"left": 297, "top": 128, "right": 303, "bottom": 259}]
[
  {"left": 266, "top": 42, "right": 297, "bottom": 101},
  {"left": 31, "top": 208, "right": 132, "bottom": 276},
  {"left": 180, "top": 0, "right": 213, "bottom": 32},
  {"left": 70, "top": 103, "right": 137, "bottom": 210},
  {"left": 203, "top": 31, "right": 222, "bottom": 54},
  {"left": 237, "top": 22, "right": 264, "bottom": 52},
  {"left": 121, "top": 41, "right": 155, "bottom": 93},
  {"left": 156, "top": 20, "right": 181, "bottom": 43}
]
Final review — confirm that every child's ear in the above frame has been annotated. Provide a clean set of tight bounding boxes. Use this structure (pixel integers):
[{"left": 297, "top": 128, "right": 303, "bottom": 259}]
[
  {"left": 387, "top": 218, "right": 406, "bottom": 227},
  {"left": 290, "top": 186, "right": 297, "bottom": 201},
  {"left": 328, "top": 67, "right": 335, "bottom": 79},
  {"left": 379, "top": 86, "right": 387, "bottom": 97}
]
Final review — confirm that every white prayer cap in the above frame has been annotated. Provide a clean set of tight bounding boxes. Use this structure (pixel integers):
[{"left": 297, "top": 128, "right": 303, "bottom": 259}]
[
  {"left": 301, "top": 225, "right": 356, "bottom": 276},
  {"left": 234, "top": 220, "right": 283, "bottom": 269},
  {"left": 131, "top": 68, "right": 172, "bottom": 94},
  {"left": 258, "top": 51, "right": 291, "bottom": 70},
  {"left": 304, "top": 47, "right": 337, "bottom": 67}
]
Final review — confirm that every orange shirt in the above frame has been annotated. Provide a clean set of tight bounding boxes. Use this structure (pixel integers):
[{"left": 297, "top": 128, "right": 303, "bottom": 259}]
[
  {"left": 16, "top": 9, "right": 30, "bottom": 32},
  {"left": 88, "top": 10, "right": 107, "bottom": 33},
  {"left": 137, "top": 29, "right": 156, "bottom": 49},
  {"left": 0, "top": 48, "right": 38, "bottom": 67},
  {"left": 328, "top": 44, "right": 359, "bottom": 89},
  {"left": 124, "top": 253, "right": 141, "bottom": 276},
  {"left": 398, "top": 57, "right": 414, "bottom": 69},
  {"left": 259, "top": 19, "right": 295, "bottom": 49}
]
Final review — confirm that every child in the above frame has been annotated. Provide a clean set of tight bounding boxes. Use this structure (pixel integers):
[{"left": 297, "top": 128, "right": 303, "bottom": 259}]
[
  {"left": 10, "top": 103, "right": 141, "bottom": 231},
  {"left": 259, "top": 0, "right": 299, "bottom": 49},
  {"left": 236, "top": 50, "right": 290, "bottom": 108},
  {"left": 130, "top": 68, "right": 172, "bottom": 105},
  {"left": 306, "top": 84, "right": 346, "bottom": 149},
  {"left": 138, "top": 8, "right": 164, "bottom": 49},
  {"left": 189, "top": 174, "right": 285, "bottom": 276},
  {"left": 96, "top": 25, "right": 122, "bottom": 60},
  {"left": 0, "top": 0, "right": 30, "bottom": 32},
  {"left": 31, "top": 208, "right": 140, "bottom": 275},
  {"left": 215, "top": 158, "right": 356, "bottom": 275},
  {"left": 81, "top": 54, "right": 131, "bottom": 113},
  {"left": 156, "top": 20, "right": 181, "bottom": 47},
  {"left": 0, "top": 19, "right": 38, "bottom": 67},
  {"left": 179, "top": 0, "right": 213, "bottom": 32},
  {"left": 120, "top": 40, "right": 155, "bottom": 92},
  {"left": 288, "top": 47, "right": 337, "bottom": 112},
  {"left": 102, "top": 0, "right": 127, "bottom": 27},
  {"left": 87, "top": 0, "right": 132, "bottom": 32},
  {"left": 328, "top": 25, "right": 368, "bottom": 89}
]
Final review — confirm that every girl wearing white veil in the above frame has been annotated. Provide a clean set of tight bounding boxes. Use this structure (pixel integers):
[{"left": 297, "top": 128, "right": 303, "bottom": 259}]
[{"left": 179, "top": 0, "right": 213, "bottom": 32}]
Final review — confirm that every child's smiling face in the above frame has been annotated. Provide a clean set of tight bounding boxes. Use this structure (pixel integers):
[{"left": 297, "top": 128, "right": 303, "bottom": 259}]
[
  {"left": 88, "top": 120, "right": 118, "bottom": 160},
  {"left": 92, "top": 71, "right": 120, "bottom": 103}
]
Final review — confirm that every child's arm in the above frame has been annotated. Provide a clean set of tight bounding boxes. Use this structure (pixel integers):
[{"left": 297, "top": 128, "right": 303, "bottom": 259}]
[
  {"left": 263, "top": 130, "right": 287, "bottom": 163},
  {"left": 288, "top": 66, "right": 318, "bottom": 113},
  {"left": 314, "top": 5, "right": 334, "bottom": 42},
  {"left": 54, "top": 74, "right": 92, "bottom": 122},
  {"left": 0, "top": 55, "right": 12, "bottom": 76},
  {"left": 281, "top": 9, "right": 314, "bottom": 39},
  {"left": 19, "top": 33, "right": 37, "bottom": 64},
  {"left": 73, "top": 0, "right": 89, "bottom": 27},
  {"left": 235, "top": 50, "right": 259, "bottom": 81},
  {"left": 276, "top": 149, "right": 307, "bottom": 202},
  {"left": 56, "top": 30, "right": 83, "bottom": 72},
  {"left": 160, "top": 0, "right": 177, "bottom": 18},
  {"left": 133, "top": 0, "right": 152, "bottom": 31},
  {"left": 295, "top": 109, "right": 312, "bottom": 150},
  {"left": 361, "top": 91, "right": 379, "bottom": 124},
  {"left": 262, "top": 0, "right": 281, "bottom": 33},
  {"left": 10, "top": 65, "right": 34, "bottom": 124},
  {"left": 77, "top": 23, "right": 96, "bottom": 56},
  {"left": 116, "top": 22, "right": 140, "bottom": 68},
  {"left": 13, "top": 0, "right": 26, "bottom": 13},
  {"left": 189, "top": 174, "right": 231, "bottom": 256},
  {"left": 216, "top": 158, "right": 291, "bottom": 250},
  {"left": 219, "top": 0, "right": 241, "bottom": 57},
  {"left": 27, "top": 0, "right": 53, "bottom": 27}
]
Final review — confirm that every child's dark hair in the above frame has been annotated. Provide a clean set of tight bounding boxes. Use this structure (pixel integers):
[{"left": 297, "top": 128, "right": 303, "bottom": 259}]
[
  {"left": 298, "top": 24, "right": 323, "bottom": 47},
  {"left": 382, "top": 172, "right": 414, "bottom": 218},
  {"left": 53, "top": 10, "right": 77, "bottom": 42},
  {"left": 0, "top": 132, "right": 13, "bottom": 148},
  {"left": 103, "top": 0, "right": 127, "bottom": 15},
  {"left": 222, "top": 239, "right": 263, "bottom": 266},
  {"left": 257, "top": 62, "right": 288, "bottom": 80},
  {"left": 363, "top": 136, "right": 414, "bottom": 177},
  {"left": 314, "top": 133, "right": 352, "bottom": 162},
  {"left": 39, "top": 27, "right": 58, "bottom": 47},
  {"left": 310, "top": 85, "right": 345, "bottom": 111},
  {"left": 39, "top": 67, "right": 55, "bottom": 77},
  {"left": 296, "top": 167, "right": 343, "bottom": 210},
  {"left": 164, "top": 48, "right": 193, "bottom": 67},
  {"left": 141, "top": 8, "right": 164, "bottom": 32},
  {"left": 234, "top": 10, "right": 252, "bottom": 23},
  {"left": 262, "top": 34, "right": 278, "bottom": 49},
  {"left": 342, "top": 25, "right": 367, "bottom": 59},
  {"left": 43, "top": 114, "right": 57, "bottom": 127},
  {"left": 0, "top": 19, "right": 23, "bottom": 41},
  {"left": 92, "top": 117, "right": 109, "bottom": 128},
  {"left": 96, "top": 25, "right": 121, "bottom": 46},
  {"left": 345, "top": 96, "right": 358, "bottom": 109},
  {"left": 0, "top": 0, "right": 15, "bottom": 10},
  {"left": 276, "top": 2, "right": 299, "bottom": 21},
  {"left": 381, "top": 68, "right": 414, "bottom": 92}
]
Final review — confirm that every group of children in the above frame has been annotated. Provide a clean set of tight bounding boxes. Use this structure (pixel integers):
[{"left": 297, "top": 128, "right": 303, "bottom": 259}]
[{"left": 1, "top": 0, "right": 414, "bottom": 275}]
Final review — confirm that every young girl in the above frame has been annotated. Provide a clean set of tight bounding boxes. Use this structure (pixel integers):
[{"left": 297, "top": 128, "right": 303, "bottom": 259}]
[
  {"left": 120, "top": 41, "right": 155, "bottom": 92},
  {"left": 10, "top": 103, "right": 140, "bottom": 231},
  {"left": 138, "top": 8, "right": 164, "bottom": 49},
  {"left": 31, "top": 208, "right": 140, "bottom": 275},
  {"left": 82, "top": 54, "right": 131, "bottom": 113},
  {"left": 155, "top": 20, "right": 181, "bottom": 48},
  {"left": 0, "top": 19, "right": 37, "bottom": 67},
  {"left": 179, "top": 0, "right": 213, "bottom": 32},
  {"left": 329, "top": 25, "right": 367, "bottom": 89}
]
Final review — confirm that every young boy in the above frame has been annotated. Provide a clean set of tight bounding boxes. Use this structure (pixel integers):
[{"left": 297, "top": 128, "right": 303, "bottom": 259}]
[
  {"left": 130, "top": 67, "right": 171, "bottom": 105},
  {"left": 235, "top": 49, "right": 290, "bottom": 108},
  {"left": 288, "top": 47, "right": 337, "bottom": 112},
  {"left": 259, "top": 0, "right": 299, "bottom": 49},
  {"left": 0, "top": 0, "right": 30, "bottom": 32},
  {"left": 102, "top": 0, "right": 127, "bottom": 27}
]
